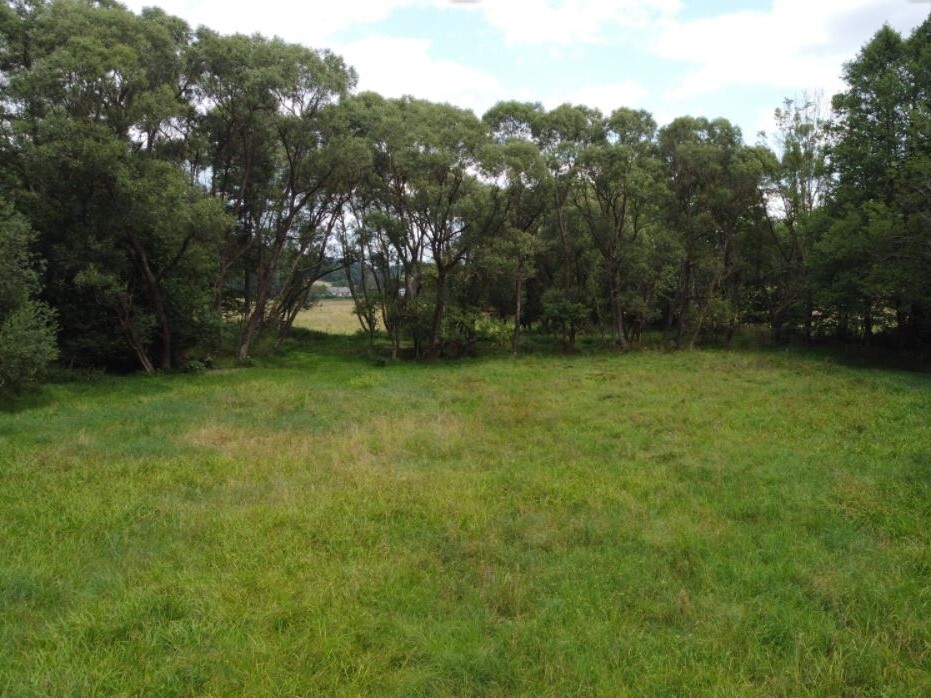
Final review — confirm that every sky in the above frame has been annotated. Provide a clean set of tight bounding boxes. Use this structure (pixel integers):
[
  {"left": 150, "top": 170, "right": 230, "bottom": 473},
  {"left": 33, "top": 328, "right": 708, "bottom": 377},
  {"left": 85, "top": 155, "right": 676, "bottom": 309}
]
[{"left": 121, "top": 0, "right": 931, "bottom": 143}]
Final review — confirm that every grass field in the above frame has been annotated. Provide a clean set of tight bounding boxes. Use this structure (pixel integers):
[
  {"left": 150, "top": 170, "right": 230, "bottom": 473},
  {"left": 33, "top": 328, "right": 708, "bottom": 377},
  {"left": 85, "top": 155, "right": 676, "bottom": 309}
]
[
  {"left": 1, "top": 336, "right": 929, "bottom": 694},
  {"left": 293, "top": 299, "right": 364, "bottom": 335}
]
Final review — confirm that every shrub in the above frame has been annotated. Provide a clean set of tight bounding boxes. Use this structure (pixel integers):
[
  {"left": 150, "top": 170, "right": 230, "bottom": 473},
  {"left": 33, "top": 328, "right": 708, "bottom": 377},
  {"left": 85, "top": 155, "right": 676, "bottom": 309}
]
[
  {"left": 0, "top": 199, "right": 59, "bottom": 392},
  {"left": 0, "top": 301, "right": 59, "bottom": 391}
]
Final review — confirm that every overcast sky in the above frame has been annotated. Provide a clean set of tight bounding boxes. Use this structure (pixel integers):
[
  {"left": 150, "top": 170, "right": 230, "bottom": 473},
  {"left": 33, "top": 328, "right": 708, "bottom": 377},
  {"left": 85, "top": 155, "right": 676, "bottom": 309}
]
[{"left": 121, "top": 0, "right": 930, "bottom": 142}]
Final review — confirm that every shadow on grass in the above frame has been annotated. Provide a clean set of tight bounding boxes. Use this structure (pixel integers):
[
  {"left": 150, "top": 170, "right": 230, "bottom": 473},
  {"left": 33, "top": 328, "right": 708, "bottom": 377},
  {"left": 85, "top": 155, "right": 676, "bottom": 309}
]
[
  {"left": 0, "top": 386, "right": 55, "bottom": 414},
  {"left": 736, "top": 338, "right": 931, "bottom": 378},
  {"left": 8, "top": 326, "right": 926, "bottom": 417}
]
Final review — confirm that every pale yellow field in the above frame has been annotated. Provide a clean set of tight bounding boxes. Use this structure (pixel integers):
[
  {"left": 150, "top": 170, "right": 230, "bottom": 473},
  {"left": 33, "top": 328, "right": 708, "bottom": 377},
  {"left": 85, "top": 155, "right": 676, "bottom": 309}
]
[{"left": 293, "top": 299, "right": 365, "bottom": 335}]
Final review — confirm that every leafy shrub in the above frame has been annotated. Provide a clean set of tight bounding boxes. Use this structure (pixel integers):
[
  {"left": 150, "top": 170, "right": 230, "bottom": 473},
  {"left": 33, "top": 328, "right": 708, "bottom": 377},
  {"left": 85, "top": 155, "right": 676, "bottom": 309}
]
[
  {"left": 541, "top": 289, "right": 589, "bottom": 347},
  {"left": 181, "top": 359, "right": 207, "bottom": 374},
  {"left": 0, "top": 301, "right": 58, "bottom": 391},
  {"left": 0, "top": 199, "right": 59, "bottom": 391}
]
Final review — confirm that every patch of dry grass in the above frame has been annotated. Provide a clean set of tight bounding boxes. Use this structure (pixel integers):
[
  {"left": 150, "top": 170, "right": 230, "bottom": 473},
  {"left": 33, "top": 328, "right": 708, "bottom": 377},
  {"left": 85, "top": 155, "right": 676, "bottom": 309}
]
[{"left": 293, "top": 299, "right": 365, "bottom": 335}]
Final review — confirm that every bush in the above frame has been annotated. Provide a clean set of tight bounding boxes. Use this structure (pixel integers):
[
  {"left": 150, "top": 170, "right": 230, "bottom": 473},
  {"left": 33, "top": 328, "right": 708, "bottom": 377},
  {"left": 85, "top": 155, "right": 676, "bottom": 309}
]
[
  {"left": 541, "top": 289, "right": 589, "bottom": 347},
  {"left": 0, "top": 301, "right": 59, "bottom": 391}
]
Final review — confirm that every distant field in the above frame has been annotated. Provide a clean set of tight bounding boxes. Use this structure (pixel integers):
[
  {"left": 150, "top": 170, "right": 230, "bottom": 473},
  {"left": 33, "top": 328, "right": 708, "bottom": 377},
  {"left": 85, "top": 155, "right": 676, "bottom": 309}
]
[
  {"left": 1, "top": 338, "right": 929, "bottom": 694},
  {"left": 293, "top": 299, "right": 364, "bottom": 335}
]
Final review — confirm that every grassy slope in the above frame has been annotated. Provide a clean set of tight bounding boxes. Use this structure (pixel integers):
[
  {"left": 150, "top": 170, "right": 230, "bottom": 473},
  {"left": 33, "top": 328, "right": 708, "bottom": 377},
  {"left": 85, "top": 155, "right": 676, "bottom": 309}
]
[{"left": 1, "top": 338, "right": 929, "bottom": 695}]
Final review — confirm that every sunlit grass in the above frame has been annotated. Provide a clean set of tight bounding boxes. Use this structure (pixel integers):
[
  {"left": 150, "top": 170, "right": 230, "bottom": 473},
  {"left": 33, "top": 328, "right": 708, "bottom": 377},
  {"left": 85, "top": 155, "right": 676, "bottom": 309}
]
[
  {"left": 1, "top": 337, "right": 929, "bottom": 693},
  {"left": 292, "top": 299, "right": 364, "bottom": 335}
]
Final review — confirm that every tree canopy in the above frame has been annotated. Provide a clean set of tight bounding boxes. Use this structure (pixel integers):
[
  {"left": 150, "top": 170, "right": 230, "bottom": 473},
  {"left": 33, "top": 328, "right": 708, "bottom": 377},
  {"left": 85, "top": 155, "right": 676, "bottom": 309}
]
[{"left": 1, "top": 1, "right": 928, "bottom": 384}]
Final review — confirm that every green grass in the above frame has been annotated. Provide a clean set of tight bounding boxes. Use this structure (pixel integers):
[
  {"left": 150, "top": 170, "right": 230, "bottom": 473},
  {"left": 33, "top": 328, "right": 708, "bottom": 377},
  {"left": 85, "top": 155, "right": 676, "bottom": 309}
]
[{"left": 1, "top": 336, "right": 929, "bottom": 694}]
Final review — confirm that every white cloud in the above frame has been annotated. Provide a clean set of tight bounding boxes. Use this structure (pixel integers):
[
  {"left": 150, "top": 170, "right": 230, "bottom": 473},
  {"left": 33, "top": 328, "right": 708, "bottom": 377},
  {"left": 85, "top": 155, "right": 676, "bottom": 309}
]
[
  {"left": 123, "top": 0, "right": 418, "bottom": 46},
  {"left": 123, "top": 1, "right": 508, "bottom": 115},
  {"left": 115, "top": 0, "right": 931, "bottom": 140},
  {"left": 124, "top": 0, "right": 682, "bottom": 48},
  {"left": 469, "top": 0, "right": 682, "bottom": 46},
  {"left": 751, "top": 105, "right": 779, "bottom": 144},
  {"left": 339, "top": 36, "right": 507, "bottom": 115},
  {"left": 562, "top": 80, "right": 650, "bottom": 115},
  {"left": 654, "top": 0, "right": 929, "bottom": 102}
]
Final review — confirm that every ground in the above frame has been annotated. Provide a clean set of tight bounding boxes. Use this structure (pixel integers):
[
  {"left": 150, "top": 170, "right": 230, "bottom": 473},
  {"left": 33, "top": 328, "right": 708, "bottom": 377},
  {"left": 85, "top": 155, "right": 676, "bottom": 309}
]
[
  {"left": 1, "top": 336, "right": 929, "bottom": 694},
  {"left": 294, "top": 299, "right": 362, "bottom": 335}
]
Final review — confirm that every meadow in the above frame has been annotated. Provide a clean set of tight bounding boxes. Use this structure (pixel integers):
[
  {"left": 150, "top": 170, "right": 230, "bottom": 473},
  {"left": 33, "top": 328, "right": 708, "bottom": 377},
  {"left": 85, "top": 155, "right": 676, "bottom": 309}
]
[
  {"left": 1, "top": 333, "right": 929, "bottom": 695},
  {"left": 293, "top": 299, "right": 365, "bottom": 335}
]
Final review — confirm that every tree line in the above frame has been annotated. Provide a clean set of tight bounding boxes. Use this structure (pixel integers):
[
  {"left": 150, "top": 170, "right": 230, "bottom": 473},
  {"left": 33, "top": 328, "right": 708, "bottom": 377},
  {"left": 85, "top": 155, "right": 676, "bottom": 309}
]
[{"left": 1, "top": 1, "right": 929, "bottom": 387}]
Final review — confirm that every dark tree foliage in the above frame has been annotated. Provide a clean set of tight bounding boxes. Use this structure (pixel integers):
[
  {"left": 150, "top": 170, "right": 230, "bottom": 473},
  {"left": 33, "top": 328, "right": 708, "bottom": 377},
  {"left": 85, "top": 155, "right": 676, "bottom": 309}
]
[
  {"left": 0, "top": 2, "right": 928, "bottom": 380},
  {"left": 819, "top": 19, "right": 931, "bottom": 347},
  {"left": 0, "top": 195, "right": 57, "bottom": 390}
]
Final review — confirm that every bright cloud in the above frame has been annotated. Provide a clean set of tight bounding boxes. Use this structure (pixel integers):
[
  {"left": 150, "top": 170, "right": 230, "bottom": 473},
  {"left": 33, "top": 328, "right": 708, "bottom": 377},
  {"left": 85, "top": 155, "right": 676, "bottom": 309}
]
[
  {"left": 563, "top": 81, "right": 650, "bottom": 115},
  {"left": 119, "top": 0, "right": 930, "bottom": 140},
  {"left": 125, "top": 0, "right": 681, "bottom": 48},
  {"left": 340, "top": 37, "right": 507, "bottom": 115},
  {"left": 123, "top": 0, "right": 418, "bottom": 45},
  {"left": 469, "top": 0, "right": 682, "bottom": 45},
  {"left": 654, "top": 0, "right": 928, "bottom": 102}
]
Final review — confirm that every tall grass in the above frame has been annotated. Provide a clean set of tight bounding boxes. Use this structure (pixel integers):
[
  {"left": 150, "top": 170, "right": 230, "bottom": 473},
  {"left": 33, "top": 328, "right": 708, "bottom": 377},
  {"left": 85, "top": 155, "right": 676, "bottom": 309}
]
[{"left": 1, "top": 337, "right": 929, "bottom": 694}]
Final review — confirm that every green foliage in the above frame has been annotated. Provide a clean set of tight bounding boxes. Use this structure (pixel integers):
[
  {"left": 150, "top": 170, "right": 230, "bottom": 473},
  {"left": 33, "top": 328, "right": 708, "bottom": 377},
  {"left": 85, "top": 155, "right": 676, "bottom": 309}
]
[
  {"left": 542, "top": 288, "right": 589, "bottom": 347},
  {"left": 820, "top": 18, "right": 931, "bottom": 346},
  {"left": 0, "top": 300, "right": 58, "bottom": 391},
  {"left": 0, "top": 200, "right": 39, "bottom": 317},
  {"left": 657, "top": 116, "right": 765, "bottom": 348},
  {"left": 191, "top": 27, "right": 359, "bottom": 361},
  {"left": 0, "top": 0, "right": 228, "bottom": 371},
  {"left": 440, "top": 306, "right": 511, "bottom": 354},
  {"left": 2, "top": 0, "right": 930, "bottom": 373},
  {"left": 0, "top": 197, "right": 57, "bottom": 391}
]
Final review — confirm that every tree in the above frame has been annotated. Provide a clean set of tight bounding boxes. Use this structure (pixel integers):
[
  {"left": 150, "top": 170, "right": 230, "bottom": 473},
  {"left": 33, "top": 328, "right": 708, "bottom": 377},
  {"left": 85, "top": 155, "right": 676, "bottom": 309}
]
[
  {"left": 819, "top": 19, "right": 931, "bottom": 346},
  {"left": 535, "top": 104, "right": 601, "bottom": 293},
  {"left": 0, "top": 0, "right": 227, "bottom": 371},
  {"left": 347, "top": 95, "right": 495, "bottom": 358},
  {"left": 191, "top": 30, "right": 358, "bottom": 360},
  {"left": 0, "top": 196, "right": 56, "bottom": 391},
  {"left": 658, "top": 117, "right": 764, "bottom": 348},
  {"left": 575, "top": 108, "right": 658, "bottom": 349},
  {"left": 482, "top": 102, "right": 551, "bottom": 355},
  {"left": 758, "top": 95, "right": 831, "bottom": 342}
]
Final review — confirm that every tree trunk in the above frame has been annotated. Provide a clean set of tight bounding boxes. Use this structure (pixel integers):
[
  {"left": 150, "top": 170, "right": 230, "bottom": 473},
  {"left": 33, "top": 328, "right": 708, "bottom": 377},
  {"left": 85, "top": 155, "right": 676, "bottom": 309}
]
[
  {"left": 556, "top": 204, "right": 571, "bottom": 292},
  {"left": 129, "top": 337, "right": 156, "bottom": 375},
  {"left": 128, "top": 233, "right": 172, "bottom": 370},
  {"left": 239, "top": 268, "right": 272, "bottom": 361},
  {"left": 691, "top": 277, "right": 722, "bottom": 350},
  {"left": 512, "top": 255, "right": 523, "bottom": 356},
  {"left": 607, "top": 269, "right": 629, "bottom": 351},
  {"left": 274, "top": 289, "right": 310, "bottom": 350},
  {"left": 114, "top": 294, "right": 156, "bottom": 375},
  {"left": 804, "top": 296, "right": 814, "bottom": 345},
  {"left": 674, "top": 261, "right": 691, "bottom": 350},
  {"left": 837, "top": 313, "right": 849, "bottom": 342},
  {"left": 428, "top": 269, "right": 447, "bottom": 359},
  {"left": 238, "top": 311, "right": 262, "bottom": 361}
]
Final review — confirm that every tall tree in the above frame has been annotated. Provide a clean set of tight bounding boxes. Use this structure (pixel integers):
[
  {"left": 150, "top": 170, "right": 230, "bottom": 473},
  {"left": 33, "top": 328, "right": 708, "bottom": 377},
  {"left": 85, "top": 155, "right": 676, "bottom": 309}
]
[
  {"left": 759, "top": 96, "right": 831, "bottom": 342},
  {"left": 658, "top": 117, "right": 764, "bottom": 348},
  {"left": 350, "top": 95, "right": 494, "bottom": 358},
  {"left": 482, "top": 139, "right": 550, "bottom": 355},
  {"left": 1, "top": 0, "right": 227, "bottom": 371},
  {"left": 191, "top": 30, "right": 357, "bottom": 360},
  {"left": 535, "top": 104, "right": 601, "bottom": 294},
  {"left": 820, "top": 19, "right": 931, "bottom": 345},
  {"left": 575, "top": 108, "right": 658, "bottom": 349}
]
